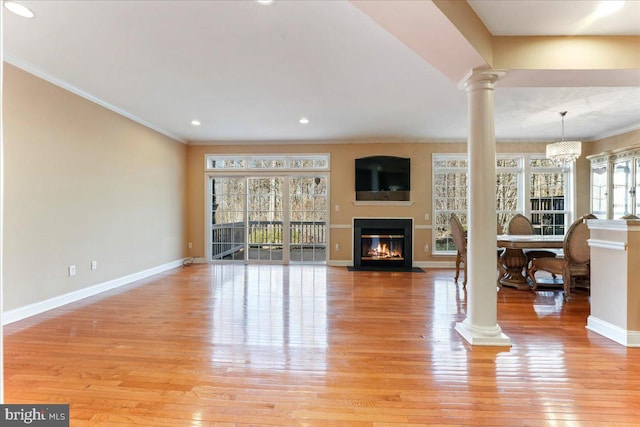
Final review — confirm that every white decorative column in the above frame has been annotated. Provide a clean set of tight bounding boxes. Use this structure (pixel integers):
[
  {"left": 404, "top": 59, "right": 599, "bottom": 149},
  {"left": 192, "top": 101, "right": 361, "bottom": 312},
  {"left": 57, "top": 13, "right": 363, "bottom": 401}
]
[
  {"left": 0, "top": 7, "right": 5, "bottom": 401},
  {"left": 455, "top": 68, "right": 511, "bottom": 346}
]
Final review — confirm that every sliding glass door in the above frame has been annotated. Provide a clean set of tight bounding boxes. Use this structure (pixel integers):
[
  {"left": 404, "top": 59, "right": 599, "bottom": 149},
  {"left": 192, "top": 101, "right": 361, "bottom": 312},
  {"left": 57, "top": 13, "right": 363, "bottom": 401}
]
[{"left": 208, "top": 174, "right": 327, "bottom": 264}]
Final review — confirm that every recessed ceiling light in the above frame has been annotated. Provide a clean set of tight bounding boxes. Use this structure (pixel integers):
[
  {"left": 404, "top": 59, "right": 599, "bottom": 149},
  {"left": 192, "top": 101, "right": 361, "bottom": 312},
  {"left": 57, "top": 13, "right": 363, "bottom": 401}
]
[
  {"left": 594, "top": 0, "right": 625, "bottom": 17},
  {"left": 256, "top": 0, "right": 274, "bottom": 5},
  {"left": 4, "top": 1, "right": 35, "bottom": 18},
  {"left": 191, "top": 120, "right": 201, "bottom": 126},
  {"left": 299, "top": 117, "right": 310, "bottom": 125}
]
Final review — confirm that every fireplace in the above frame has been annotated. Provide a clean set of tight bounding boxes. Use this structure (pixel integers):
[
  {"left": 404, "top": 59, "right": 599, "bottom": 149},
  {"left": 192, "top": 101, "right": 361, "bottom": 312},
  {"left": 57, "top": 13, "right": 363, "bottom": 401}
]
[{"left": 353, "top": 218, "right": 413, "bottom": 271}]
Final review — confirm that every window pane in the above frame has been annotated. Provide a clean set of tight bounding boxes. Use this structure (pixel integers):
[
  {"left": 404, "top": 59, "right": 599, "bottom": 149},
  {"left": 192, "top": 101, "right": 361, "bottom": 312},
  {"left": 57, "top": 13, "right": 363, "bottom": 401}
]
[
  {"left": 591, "top": 164, "right": 608, "bottom": 218},
  {"left": 249, "top": 158, "right": 286, "bottom": 169},
  {"left": 613, "top": 160, "right": 633, "bottom": 217},
  {"left": 434, "top": 158, "right": 468, "bottom": 169},
  {"left": 211, "top": 177, "right": 246, "bottom": 261},
  {"left": 290, "top": 158, "right": 328, "bottom": 169},
  {"left": 497, "top": 158, "right": 519, "bottom": 168},
  {"left": 529, "top": 171, "right": 566, "bottom": 235},
  {"left": 433, "top": 156, "right": 469, "bottom": 254},
  {"left": 496, "top": 171, "right": 519, "bottom": 231},
  {"left": 209, "top": 158, "right": 246, "bottom": 169},
  {"left": 530, "top": 158, "right": 556, "bottom": 168}
]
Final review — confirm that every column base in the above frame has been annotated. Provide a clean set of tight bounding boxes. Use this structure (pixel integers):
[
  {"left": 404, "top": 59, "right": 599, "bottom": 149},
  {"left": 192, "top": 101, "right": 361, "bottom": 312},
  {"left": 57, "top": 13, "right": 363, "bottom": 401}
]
[{"left": 455, "top": 320, "right": 512, "bottom": 346}]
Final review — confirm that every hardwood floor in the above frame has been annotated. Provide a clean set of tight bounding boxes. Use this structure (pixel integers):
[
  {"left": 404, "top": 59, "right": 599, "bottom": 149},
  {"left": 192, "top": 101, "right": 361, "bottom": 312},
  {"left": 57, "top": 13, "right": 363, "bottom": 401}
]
[{"left": 4, "top": 265, "right": 640, "bottom": 426}]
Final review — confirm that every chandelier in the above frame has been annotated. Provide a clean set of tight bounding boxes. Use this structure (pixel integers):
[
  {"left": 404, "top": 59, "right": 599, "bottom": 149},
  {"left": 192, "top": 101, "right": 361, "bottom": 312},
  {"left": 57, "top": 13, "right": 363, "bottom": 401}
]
[{"left": 546, "top": 111, "right": 582, "bottom": 165}]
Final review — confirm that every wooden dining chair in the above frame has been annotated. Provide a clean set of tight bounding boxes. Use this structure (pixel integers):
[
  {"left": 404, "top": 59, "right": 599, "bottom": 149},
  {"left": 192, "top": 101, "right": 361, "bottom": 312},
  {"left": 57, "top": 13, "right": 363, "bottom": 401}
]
[
  {"left": 450, "top": 213, "right": 467, "bottom": 287},
  {"left": 528, "top": 214, "right": 597, "bottom": 301},
  {"left": 507, "top": 213, "right": 558, "bottom": 269}
]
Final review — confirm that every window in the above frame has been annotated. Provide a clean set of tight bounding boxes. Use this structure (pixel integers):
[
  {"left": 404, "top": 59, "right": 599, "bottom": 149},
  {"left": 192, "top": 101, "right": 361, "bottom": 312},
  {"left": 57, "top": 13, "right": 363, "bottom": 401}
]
[
  {"left": 591, "top": 161, "right": 608, "bottom": 218},
  {"left": 206, "top": 156, "right": 246, "bottom": 169},
  {"left": 249, "top": 158, "right": 286, "bottom": 169},
  {"left": 588, "top": 148, "right": 640, "bottom": 219},
  {"left": 496, "top": 156, "right": 522, "bottom": 231},
  {"left": 433, "top": 156, "right": 468, "bottom": 253},
  {"left": 528, "top": 158, "right": 569, "bottom": 236},
  {"left": 433, "top": 154, "right": 573, "bottom": 255},
  {"left": 290, "top": 157, "right": 329, "bottom": 169},
  {"left": 206, "top": 154, "right": 329, "bottom": 171}
]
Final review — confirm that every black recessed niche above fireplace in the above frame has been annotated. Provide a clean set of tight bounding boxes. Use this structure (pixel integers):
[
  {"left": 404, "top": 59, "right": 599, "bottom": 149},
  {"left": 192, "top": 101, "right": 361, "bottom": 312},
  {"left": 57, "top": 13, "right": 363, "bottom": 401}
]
[
  {"left": 355, "top": 156, "right": 410, "bottom": 201},
  {"left": 353, "top": 218, "right": 413, "bottom": 271}
]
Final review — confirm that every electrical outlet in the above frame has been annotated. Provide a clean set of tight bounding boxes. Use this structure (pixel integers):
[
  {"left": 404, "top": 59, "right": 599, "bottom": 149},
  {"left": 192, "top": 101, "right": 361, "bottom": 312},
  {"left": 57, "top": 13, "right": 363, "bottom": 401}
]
[
  {"left": 91, "top": 261, "right": 98, "bottom": 271},
  {"left": 69, "top": 265, "right": 76, "bottom": 276},
  {"left": 335, "top": 204, "right": 340, "bottom": 212},
  {"left": 424, "top": 213, "right": 430, "bottom": 220},
  {"left": 335, "top": 243, "right": 339, "bottom": 252}
]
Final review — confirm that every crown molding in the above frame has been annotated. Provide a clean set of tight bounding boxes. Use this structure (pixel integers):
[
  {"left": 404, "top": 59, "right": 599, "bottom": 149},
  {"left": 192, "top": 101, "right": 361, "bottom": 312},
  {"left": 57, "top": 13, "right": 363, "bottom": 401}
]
[{"left": 4, "top": 53, "right": 186, "bottom": 143}]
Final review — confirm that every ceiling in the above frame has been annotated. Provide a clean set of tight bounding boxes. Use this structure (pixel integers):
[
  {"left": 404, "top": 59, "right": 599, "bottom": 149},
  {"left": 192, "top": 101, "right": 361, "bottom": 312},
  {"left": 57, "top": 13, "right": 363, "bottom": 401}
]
[{"left": 2, "top": 0, "right": 639, "bottom": 144}]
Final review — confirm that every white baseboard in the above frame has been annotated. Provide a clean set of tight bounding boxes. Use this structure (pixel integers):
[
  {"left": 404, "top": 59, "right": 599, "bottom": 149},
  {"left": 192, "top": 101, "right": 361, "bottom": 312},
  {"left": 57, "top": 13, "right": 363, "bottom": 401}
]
[
  {"left": 2, "top": 259, "right": 186, "bottom": 325},
  {"left": 586, "top": 316, "right": 640, "bottom": 347},
  {"left": 327, "top": 260, "right": 351, "bottom": 267}
]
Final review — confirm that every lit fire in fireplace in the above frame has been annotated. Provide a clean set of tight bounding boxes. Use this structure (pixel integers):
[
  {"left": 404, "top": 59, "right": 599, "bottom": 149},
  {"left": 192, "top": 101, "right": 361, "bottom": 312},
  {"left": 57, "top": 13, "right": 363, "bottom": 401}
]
[
  {"left": 355, "top": 221, "right": 411, "bottom": 269},
  {"left": 364, "top": 242, "right": 403, "bottom": 260}
]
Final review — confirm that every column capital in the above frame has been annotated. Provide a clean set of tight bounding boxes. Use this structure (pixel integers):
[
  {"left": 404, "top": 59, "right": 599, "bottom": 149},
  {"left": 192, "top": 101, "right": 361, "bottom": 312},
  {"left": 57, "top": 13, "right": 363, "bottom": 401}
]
[{"left": 458, "top": 67, "right": 507, "bottom": 91}]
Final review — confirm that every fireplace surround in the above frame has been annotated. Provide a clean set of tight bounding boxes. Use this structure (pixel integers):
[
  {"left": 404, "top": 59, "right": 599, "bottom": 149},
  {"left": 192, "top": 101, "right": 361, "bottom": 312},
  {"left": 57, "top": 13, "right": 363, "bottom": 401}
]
[{"left": 353, "top": 218, "right": 413, "bottom": 271}]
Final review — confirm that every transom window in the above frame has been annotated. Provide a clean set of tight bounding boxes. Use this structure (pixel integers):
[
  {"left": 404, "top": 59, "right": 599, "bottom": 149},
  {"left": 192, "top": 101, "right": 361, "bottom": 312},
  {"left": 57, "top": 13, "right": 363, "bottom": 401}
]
[
  {"left": 433, "top": 154, "right": 573, "bottom": 255},
  {"left": 206, "top": 155, "right": 329, "bottom": 171}
]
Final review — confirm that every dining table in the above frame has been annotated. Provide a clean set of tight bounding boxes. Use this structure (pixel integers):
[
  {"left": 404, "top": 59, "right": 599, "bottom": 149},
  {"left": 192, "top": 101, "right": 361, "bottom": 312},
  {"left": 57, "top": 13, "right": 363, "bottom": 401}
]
[{"left": 497, "top": 234, "right": 564, "bottom": 289}]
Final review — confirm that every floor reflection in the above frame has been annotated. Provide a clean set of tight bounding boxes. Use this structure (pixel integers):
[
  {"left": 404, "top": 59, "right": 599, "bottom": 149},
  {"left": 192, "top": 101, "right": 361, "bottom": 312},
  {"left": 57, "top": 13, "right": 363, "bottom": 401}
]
[
  {"left": 208, "top": 264, "right": 328, "bottom": 370},
  {"left": 532, "top": 290, "right": 565, "bottom": 316}
]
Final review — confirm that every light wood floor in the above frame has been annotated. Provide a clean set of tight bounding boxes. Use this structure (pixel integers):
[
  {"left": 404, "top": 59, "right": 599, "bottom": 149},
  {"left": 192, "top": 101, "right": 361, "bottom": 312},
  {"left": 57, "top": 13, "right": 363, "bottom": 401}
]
[{"left": 5, "top": 265, "right": 640, "bottom": 426}]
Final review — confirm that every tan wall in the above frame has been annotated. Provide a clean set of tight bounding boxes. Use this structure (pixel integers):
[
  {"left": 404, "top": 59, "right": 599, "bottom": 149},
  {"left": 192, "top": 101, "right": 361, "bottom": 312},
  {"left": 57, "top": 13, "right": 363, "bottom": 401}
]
[
  {"left": 585, "top": 128, "right": 640, "bottom": 157},
  {"left": 2, "top": 64, "right": 187, "bottom": 311},
  {"left": 493, "top": 36, "right": 640, "bottom": 70},
  {"left": 186, "top": 141, "right": 570, "bottom": 265}
]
